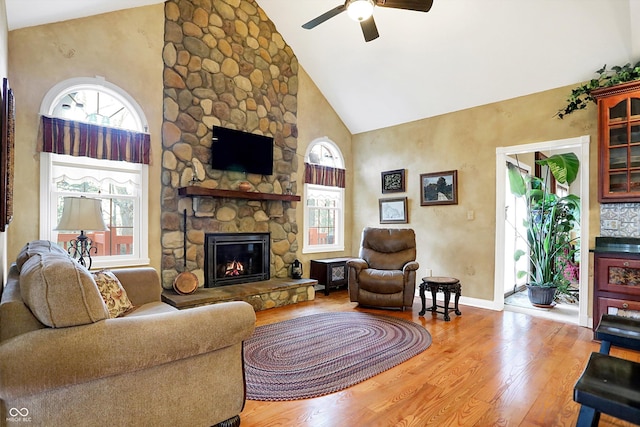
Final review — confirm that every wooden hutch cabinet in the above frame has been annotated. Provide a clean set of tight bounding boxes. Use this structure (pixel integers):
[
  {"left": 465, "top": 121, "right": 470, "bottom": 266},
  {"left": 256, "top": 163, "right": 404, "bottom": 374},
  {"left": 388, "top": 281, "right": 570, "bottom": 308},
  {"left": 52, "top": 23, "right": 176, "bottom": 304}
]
[
  {"left": 593, "top": 238, "right": 640, "bottom": 330},
  {"left": 592, "top": 80, "right": 640, "bottom": 202}
]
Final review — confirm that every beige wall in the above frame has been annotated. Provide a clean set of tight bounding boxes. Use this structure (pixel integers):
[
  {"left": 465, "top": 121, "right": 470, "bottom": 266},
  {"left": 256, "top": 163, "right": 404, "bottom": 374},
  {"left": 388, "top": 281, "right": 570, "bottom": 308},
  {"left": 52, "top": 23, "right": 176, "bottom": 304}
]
[
  {"left": 7, "top": 5, "right": 164, "bottom": 271},
  {"left": 0, "top": 0, "right": 7, "bottom": 111},
  {"left": 351, "top": 86, "right": 598, "bottom": 301},
  {"left": 296, "top": 66, "right": 354, "bottom": 273}
]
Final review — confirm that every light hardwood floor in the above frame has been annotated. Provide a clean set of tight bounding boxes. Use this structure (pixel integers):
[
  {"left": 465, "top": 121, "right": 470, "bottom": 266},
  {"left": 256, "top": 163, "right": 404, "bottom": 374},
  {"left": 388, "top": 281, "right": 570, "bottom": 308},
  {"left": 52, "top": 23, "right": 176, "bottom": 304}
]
[{"left": 240, "top": 289, "right": 640, "bottom": 427}]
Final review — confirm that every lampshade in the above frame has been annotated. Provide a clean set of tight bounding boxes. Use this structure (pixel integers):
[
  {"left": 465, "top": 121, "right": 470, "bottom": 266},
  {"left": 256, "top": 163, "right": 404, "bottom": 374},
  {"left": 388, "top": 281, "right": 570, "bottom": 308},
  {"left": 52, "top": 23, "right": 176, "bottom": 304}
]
[
  {"left": 55, "top": 196, "right": 109, "bottom": 232},
  {"left": 347, "top": 0, "right": 375, "bottom": 22}
]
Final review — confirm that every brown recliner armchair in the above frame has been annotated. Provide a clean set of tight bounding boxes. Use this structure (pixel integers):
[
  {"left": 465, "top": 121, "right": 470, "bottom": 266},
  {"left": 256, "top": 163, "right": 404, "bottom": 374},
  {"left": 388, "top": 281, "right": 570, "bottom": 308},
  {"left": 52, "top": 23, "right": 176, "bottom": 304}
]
[{"left": 347, "top": 227, "right": 419, "bottom": 310}]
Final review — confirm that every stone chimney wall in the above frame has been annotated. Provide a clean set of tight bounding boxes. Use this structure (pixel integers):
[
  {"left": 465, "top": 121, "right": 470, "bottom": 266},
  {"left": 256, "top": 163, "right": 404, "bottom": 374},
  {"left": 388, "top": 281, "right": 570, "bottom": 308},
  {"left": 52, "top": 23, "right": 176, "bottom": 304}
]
[{"left": 161, "top": 0, "right": 299, "bottom": 289}]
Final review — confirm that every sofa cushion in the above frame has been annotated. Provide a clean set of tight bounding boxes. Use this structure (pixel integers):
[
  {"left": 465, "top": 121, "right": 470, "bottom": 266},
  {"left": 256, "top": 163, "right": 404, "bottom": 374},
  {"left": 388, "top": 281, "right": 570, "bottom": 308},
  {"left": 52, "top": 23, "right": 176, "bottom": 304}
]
[
  {"left": 358, "top": 269, "right": 404, "bottom": 294},
  {"left": 20, "top": 254, "right": 109, "bottom": 328},
  {"left": 16, "top": 240, "right": 69, "bottom": 272},
  {"left": 93, "top": 270, "right": 134, "bottom": 318},
  {"left": 124, "top": 301, "right": 179, "bottom": 317}
]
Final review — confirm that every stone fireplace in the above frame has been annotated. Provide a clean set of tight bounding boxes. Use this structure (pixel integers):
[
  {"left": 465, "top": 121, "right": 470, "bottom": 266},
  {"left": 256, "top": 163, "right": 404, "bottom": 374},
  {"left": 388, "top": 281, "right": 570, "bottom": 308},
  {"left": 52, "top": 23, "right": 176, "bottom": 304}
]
[
  {"left": 205, "top": 232, "right": 270, "bottom": 287},
  {"left": 163, "top": 230, "right": 316, "bottom": 312},
  {"left": 160, "top": 0, "right": 300, "bottom": 291}
]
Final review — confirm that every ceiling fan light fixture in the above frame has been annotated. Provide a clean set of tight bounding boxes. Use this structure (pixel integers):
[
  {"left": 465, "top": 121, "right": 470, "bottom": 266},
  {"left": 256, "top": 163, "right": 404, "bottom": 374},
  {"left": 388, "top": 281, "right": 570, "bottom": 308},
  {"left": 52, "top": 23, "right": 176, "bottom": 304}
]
[{"left": 346, "top": 0, "right": 374, "bottom": 22}]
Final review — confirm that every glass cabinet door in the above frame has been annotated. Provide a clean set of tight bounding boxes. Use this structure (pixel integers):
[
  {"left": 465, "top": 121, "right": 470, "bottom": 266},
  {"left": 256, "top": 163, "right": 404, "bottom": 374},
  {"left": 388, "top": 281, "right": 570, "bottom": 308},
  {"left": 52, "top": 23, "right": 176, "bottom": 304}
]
[
  {"left": 600, "top": 89, "right": 640, "bottom": 200},
  {"left": 609, "top": 99, "right": 627, "bottom": 121}
]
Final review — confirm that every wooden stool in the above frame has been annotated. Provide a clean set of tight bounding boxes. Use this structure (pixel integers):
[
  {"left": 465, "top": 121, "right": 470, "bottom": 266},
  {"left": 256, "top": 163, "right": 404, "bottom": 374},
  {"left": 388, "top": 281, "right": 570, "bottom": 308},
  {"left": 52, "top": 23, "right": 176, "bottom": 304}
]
[
  {"left": 574, "top": 352, "right": 640, "bottom": 426},
  {"left": 418, "top": 276, "right": 461, "bottom": 321}
]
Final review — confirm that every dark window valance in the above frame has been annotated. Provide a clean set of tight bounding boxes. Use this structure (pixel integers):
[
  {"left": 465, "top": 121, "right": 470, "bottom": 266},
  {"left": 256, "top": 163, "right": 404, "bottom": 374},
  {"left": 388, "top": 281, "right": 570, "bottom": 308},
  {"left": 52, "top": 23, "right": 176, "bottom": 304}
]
[
  {"left": 40, "top": 116, "right": 151, "bottom": 165},
  {"left": 304, "top": 162, "right": 346, "bottom": 188}
]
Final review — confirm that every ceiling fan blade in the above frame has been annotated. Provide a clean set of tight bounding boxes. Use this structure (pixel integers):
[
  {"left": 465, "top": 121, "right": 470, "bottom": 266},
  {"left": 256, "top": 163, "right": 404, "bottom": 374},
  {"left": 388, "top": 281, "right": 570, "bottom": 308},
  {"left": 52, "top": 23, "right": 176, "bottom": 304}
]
[
  {"left": 302, "top": 4, "right": 347, "bottom": 29},
  {"left": 360, "top": 16, "right": 379, "bottom": 42},
  {"left": 375, "top": 0, "right": 433, "bottom": 12}
]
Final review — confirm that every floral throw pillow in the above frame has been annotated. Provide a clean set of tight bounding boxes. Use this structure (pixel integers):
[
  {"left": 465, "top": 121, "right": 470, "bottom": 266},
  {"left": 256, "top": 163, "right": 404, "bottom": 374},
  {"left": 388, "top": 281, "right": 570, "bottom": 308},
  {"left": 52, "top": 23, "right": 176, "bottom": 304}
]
[{"left": 92, "top": 270, "right": 134, "bottom": 318}]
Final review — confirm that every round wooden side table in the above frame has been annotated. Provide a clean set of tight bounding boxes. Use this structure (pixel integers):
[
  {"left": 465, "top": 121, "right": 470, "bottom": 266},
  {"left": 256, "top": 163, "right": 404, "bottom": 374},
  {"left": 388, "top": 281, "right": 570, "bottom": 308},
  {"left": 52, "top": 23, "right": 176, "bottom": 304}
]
[{"left": 418, "top": 276, "right": 462, "bottom": 321}]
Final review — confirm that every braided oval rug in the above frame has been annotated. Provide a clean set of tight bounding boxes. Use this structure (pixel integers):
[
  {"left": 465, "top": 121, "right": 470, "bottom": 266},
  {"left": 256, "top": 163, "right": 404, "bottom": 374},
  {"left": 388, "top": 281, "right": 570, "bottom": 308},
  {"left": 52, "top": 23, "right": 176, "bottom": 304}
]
[{"left": 244, "top": 311, "right": 432, "bottom": 401}]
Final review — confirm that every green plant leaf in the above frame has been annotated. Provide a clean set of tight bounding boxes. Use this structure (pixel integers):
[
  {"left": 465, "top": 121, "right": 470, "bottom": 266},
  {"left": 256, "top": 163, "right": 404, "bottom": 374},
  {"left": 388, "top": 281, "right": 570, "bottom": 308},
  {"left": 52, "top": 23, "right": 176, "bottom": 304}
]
[
  {"left": 536, "top": 152, "right": 579, "bottom": 185},
  {"left": 507, "top": 162, "right": 526, "bottom": 197}
]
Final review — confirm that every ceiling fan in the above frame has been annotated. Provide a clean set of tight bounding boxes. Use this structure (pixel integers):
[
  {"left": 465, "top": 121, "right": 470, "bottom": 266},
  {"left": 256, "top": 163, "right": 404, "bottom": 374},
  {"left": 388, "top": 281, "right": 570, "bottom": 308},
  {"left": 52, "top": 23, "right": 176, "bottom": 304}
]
[{"left": 302, "top": 0, "right": 434, "bottom": 42}]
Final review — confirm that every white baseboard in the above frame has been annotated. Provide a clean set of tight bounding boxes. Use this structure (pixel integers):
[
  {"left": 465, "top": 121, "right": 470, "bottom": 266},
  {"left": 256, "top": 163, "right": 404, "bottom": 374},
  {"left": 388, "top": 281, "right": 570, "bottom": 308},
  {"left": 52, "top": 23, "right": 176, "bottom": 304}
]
[{"left": 413, "top": 294, "right": 497, "bottom": 311}]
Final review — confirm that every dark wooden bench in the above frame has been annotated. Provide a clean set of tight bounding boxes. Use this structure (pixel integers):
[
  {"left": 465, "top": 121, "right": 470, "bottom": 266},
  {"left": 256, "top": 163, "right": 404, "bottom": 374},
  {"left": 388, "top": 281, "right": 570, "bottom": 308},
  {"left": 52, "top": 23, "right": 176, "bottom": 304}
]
[
  {"left": 573, "top": 315, "right": 640, "bottom": 426},
  {"left": 574, "top": 352, "right": 640, "bottom": 426},
  {"left": 595, "top": 314, "right": 640, "bottom": 354}
]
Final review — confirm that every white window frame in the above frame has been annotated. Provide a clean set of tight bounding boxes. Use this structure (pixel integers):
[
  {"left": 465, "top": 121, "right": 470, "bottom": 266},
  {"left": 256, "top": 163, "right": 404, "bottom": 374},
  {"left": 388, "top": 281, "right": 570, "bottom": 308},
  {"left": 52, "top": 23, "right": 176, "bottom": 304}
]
[
  {"left": 39, "top": 77, "right": 150, "bottom": 268},
  {"left": 40, "top": 153, "right": 149, "bottom": 268},
  {"left": 303, "top": 137, "right": 345, "bottom": 254}
]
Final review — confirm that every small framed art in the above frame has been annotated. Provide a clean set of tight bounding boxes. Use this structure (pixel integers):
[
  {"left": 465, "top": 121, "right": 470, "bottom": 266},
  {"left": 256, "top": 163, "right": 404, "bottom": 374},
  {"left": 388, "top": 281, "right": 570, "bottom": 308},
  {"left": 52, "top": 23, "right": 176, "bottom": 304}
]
[
  {"left": 381, "top": 169, "right": 405, "bottom": 193},
  {"left": 420, "top": 170, "right": 458, "bottom": 206},
  {"left": 379, "top": 197, "right": 408, "bottom": 224}
]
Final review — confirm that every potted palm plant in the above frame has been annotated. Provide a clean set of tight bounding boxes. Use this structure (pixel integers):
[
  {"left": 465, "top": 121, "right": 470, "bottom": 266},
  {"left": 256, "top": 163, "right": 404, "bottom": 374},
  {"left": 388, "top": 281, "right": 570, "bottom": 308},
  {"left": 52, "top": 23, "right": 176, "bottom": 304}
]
[{"left": 507, "top": 152, "right": 581, "bottom": 306}]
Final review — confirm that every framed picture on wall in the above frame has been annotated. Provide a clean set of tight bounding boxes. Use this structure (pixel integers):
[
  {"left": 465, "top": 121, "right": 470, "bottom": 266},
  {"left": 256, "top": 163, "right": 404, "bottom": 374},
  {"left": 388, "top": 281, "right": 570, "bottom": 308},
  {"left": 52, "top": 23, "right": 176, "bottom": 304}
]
[
  {"left": 381, "top": 169, "right": 405, "bottom": 193},
  {"left": 379, "top": 197, "right": 408, "bottom": 224},
  {"left": 0, "top": 78, "right": 14, "bottom": 232},
  {"left": 420, "top": 170, "right": 458, "bottom": 206}
]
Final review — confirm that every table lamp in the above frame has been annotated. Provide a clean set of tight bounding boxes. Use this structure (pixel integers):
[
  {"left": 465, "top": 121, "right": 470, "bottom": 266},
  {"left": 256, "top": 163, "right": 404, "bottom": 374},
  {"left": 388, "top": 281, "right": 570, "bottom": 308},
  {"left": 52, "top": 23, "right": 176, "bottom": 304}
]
[{"left": 55, "top": 196, "right": 109, "bottom": 269}]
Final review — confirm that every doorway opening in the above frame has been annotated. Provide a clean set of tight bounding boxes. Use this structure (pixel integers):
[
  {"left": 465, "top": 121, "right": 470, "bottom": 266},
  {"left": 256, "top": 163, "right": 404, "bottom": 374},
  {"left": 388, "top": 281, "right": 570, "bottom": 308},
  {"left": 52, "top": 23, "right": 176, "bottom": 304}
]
[
  {"left": 494, "top": 136, "right": 590, "bottom": 327},
  {"left": 503, "top": 157, "right": 530, "bottom": 298}
]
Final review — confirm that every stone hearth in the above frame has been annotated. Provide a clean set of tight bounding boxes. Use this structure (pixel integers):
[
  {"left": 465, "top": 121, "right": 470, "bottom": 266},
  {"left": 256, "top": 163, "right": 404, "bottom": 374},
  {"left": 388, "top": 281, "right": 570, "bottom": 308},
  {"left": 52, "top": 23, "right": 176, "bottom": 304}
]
[{"left": 162, "top": 277, "right": 316, "bottom": 311}]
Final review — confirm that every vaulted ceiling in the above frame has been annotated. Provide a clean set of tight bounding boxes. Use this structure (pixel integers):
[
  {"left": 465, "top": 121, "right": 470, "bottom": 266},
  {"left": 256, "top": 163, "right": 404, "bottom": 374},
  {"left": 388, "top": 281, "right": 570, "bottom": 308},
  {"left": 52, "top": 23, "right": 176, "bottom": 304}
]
[{"left": 7, "top": 0, "right": 640, "bottom": 134}]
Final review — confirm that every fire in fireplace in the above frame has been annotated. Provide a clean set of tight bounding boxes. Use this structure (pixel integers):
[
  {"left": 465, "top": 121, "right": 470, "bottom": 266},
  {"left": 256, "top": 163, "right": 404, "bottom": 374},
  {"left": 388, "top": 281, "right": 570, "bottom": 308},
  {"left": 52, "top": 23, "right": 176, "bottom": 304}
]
[
  {"left": 205, "top": 232, "right": 270, "bottom": 287},
  {"left": 224, "top": 260, "right": 244, "bottom": 276}
]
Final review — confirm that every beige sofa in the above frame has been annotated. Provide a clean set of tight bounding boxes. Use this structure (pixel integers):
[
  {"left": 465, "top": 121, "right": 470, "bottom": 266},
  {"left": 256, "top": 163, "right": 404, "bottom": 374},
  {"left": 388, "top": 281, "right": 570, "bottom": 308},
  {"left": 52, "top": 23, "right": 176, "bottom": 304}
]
[{"left": 0, "top": 241, "right": 256, "bottom": 427}]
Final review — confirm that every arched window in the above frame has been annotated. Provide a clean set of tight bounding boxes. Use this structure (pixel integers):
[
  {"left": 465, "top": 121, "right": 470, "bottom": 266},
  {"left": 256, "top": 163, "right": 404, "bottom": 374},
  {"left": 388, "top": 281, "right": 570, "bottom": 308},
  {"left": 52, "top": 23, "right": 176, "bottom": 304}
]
[
  {"left": 303, "top": 138, "right": 345, "bottom": 253},
  {"left": 308, "top": 140, "right": 343, "bottom": 168},
  {"left": 42, "top": 77, "right": 147, "bottom": 132},
  {"left": 39, "top": 77, "right": 150, "bottom": 268}
]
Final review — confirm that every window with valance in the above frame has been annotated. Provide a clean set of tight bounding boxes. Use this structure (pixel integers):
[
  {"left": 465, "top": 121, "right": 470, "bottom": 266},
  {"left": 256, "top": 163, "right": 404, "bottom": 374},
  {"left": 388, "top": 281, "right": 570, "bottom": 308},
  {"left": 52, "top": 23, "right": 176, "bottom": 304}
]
[
  {"left": 304, "top": 163, "right": 346, "bottom": 188},
  {"left": 303, "top": 139, "right": 345, "bottom": 253},
  {"left": 39, "top": 78, "right": 150, "bottom": 268},
  {"left": 40, "top": 115, "right": 151, "bottom": 164}
]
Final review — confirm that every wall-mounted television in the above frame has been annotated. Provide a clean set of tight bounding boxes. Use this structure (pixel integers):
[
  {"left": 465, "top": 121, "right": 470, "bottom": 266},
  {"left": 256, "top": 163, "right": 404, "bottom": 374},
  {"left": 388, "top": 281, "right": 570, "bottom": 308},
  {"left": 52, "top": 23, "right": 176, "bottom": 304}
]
[{"left": 211, "top": 126, "right": 274, "bottom": 175}]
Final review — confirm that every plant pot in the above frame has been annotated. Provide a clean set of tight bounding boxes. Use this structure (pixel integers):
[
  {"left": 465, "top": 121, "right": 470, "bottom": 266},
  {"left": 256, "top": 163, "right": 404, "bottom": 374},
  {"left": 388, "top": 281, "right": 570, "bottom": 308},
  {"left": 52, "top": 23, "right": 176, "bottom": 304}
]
[{"left": 526, "top": 284, "right": 557, "bottom": 308}]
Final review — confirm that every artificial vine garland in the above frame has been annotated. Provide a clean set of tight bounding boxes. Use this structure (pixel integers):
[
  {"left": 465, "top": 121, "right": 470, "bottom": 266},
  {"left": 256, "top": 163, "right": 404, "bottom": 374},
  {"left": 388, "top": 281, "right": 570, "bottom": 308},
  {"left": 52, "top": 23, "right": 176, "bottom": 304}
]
[{"left": 556, "top": 60, "right": 640, "bottom": 119}]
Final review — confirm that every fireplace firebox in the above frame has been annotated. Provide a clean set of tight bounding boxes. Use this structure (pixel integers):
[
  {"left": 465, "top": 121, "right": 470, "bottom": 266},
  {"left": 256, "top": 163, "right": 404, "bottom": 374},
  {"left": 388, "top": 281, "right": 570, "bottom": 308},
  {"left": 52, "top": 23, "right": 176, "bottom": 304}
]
[{"left": 204, "top": 232, "right": 270, "bottom": 287}]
